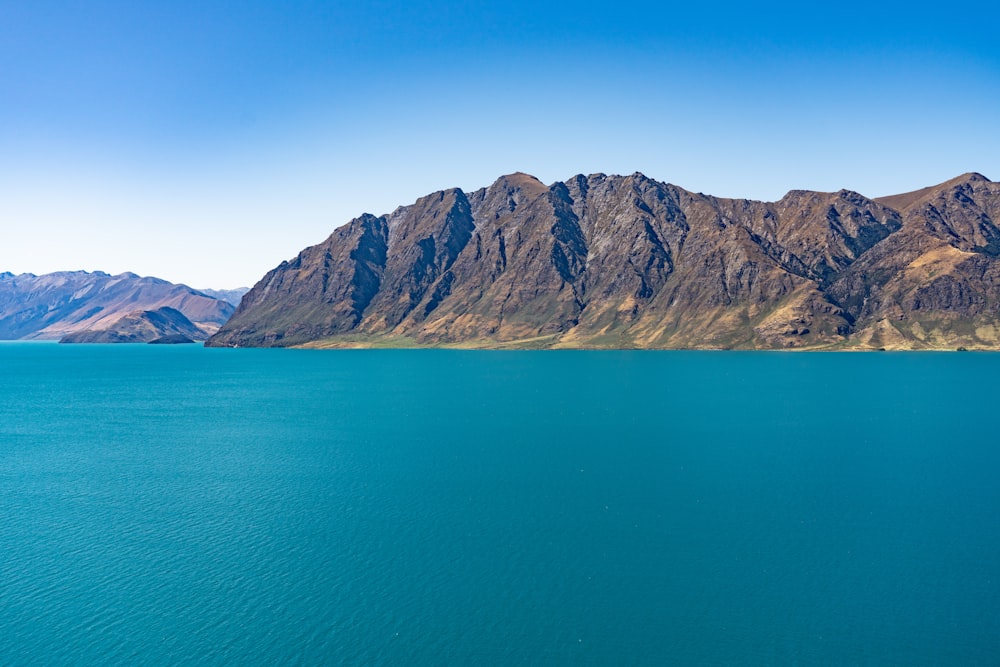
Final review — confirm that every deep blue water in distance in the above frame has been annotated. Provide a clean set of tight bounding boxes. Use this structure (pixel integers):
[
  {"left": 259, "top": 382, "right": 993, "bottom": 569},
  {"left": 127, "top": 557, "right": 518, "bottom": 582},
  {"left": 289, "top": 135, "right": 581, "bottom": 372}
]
[{"left": 1, "top": 343, "right": 999, "bottom": 665}]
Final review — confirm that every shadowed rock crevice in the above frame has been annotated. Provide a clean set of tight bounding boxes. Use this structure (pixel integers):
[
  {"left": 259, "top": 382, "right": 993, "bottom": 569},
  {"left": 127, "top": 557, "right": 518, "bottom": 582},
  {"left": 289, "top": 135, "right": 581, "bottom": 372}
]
[
  {"left": 548, "top": 185, "right": 588, "bottom": 298},
  {"left": 348, "top": 214, "right": 389, "bottom": 324},
  {"left": 632, "top": 221, "right": 672, "bottom": 299}
]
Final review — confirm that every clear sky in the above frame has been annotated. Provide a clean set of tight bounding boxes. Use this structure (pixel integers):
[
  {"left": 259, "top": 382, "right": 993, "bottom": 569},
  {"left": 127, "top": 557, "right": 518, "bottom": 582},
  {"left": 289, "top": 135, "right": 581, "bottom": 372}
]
[{"left": 2, "top": 1, "right": 998, "bottom": 288}]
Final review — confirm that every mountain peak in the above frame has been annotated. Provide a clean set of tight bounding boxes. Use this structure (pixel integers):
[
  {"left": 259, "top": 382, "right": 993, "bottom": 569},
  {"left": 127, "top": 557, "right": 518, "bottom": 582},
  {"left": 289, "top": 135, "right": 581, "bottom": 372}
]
[
  {"left": 875, "top": 172, "right": 994, "bottom": 211},
  {"left": 503, "top": 171, "right": 542, "bottom": 181},
  {"left": 493, "top": 172, "right": 547, "bottom": 194},
  {"left": 936, "top": 172, "right": 992, "bottom": 190},
  {"left": 959, "top": 171, "right": 991, "bottom": 183}
]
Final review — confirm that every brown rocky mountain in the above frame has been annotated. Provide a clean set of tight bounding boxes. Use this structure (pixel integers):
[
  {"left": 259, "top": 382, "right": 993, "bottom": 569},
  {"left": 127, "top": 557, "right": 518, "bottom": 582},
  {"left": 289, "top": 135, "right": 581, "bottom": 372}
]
[
  {"left": 59, "top": 306, "right": 206, "bottom": 343},
  {"left": 0, "top": 271, "right": 234, "bottom": 340},
  {"left": 208, "top": 172, "right": 1000, "bottom": 350}
]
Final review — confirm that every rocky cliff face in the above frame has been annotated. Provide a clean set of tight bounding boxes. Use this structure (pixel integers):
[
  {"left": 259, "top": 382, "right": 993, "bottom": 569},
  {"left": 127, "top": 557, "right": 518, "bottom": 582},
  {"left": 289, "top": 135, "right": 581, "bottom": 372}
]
[
  {"left": 0, "top": 271, "right": 234, "bottom": 340},
  {"left": 208, "top": 172, "right": 1000, "bottom": 349}
]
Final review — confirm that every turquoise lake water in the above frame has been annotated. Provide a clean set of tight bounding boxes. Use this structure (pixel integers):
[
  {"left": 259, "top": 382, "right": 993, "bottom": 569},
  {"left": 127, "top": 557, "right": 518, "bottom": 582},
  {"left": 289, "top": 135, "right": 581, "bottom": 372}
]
[{"left": 1, "top": 343, "right": 999, "bottom": 665}]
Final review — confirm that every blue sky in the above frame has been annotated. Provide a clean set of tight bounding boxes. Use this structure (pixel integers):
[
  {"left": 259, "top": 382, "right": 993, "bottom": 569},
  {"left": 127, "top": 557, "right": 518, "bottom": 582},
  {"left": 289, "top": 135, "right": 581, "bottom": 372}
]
[{"left": 2, "top": 1, "right": 998, "bottom": 288}]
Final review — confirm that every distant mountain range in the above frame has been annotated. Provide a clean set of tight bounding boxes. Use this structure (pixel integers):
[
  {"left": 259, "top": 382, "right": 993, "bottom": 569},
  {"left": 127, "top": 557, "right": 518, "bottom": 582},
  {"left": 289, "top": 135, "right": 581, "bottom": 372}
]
[
  {"left": 59, "top": 306, "right": 206, "bottom": 344},
  {"left": 196, "top": 287, "right": 251, "bottom": 307},
  {"left": 0, "top": 271, "right": 242, "bottom": 343},
  {"left": 208, "top": 171, "right": 1000, "bottom": 350}
]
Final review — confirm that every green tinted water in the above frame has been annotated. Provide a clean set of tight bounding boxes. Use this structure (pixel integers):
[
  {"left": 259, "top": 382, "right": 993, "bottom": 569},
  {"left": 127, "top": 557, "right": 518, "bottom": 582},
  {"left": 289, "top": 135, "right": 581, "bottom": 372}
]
[{"left": 1, "top": 344, "right": 998, "bottom": 664}]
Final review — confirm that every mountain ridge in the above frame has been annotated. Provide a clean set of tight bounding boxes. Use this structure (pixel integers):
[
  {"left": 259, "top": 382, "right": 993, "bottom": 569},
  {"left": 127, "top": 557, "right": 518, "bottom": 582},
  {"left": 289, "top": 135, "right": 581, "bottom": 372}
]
[
  {"left": 59, "top": 306, "right": 207, "bottom": 343},
  {"left": 196, "top": 287, "right": 250, "bottom": 307},
  {"left": 207, "top": 171, "right": 1000, "bottom": 350},
  {"left": 0, "top": 270, "right": 235, "bottom": 340}
]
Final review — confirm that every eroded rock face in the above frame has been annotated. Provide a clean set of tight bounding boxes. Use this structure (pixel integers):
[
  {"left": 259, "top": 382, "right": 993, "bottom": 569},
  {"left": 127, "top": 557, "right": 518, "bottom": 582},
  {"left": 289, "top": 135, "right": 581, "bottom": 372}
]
[{"left": 208, "top": 171, "right": 1000, "bottom": 349}]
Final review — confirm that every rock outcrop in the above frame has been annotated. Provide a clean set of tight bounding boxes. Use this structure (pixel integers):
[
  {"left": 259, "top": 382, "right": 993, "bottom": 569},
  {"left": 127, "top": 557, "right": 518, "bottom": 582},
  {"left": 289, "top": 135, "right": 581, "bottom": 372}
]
[{"left": 208, "top": 172, "right": 1000, "bottom": 350}]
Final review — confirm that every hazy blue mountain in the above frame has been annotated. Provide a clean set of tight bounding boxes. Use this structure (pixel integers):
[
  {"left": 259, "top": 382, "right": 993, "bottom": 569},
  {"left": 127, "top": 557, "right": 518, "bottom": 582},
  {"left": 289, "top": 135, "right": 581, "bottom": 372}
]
[
  {"left": 197, "top": 287, "right": 250, "bottom": 307},
  {"left": 0, "top": 270, "right": 234, "bottom": 340}
]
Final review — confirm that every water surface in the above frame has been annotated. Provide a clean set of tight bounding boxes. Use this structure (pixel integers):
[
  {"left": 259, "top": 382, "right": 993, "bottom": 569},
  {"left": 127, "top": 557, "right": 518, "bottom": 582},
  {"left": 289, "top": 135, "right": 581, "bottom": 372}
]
[{"left": 1, "top": 344, "right": 998, "bottom": 664}]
